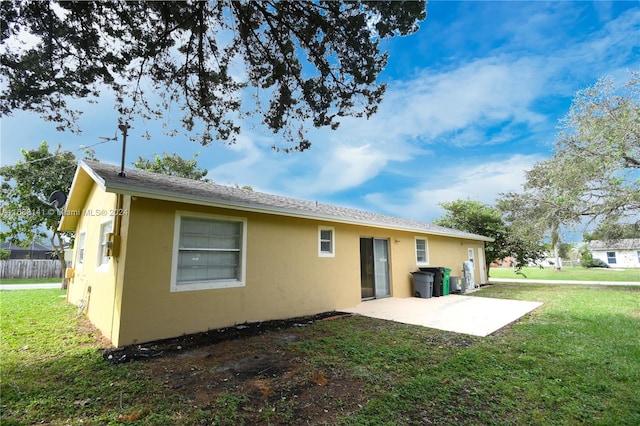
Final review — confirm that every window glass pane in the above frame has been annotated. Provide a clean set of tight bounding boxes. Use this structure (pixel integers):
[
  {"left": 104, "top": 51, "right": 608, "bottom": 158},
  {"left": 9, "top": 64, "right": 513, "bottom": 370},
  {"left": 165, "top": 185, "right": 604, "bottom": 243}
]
[
  {"left": 99, "top": 222, "right": 112, "bottom": 265},
  {"left": 177, "top": 251, "right": 238, "bottom": 282},
  {"left": 78, "top": 233, "right": 86, "bottom": 264},
  {"left": 181, "top": 219, "right": 240, "bottom": 249},
  {"left": 177, "top": 216, "right": 243, "bottom": 284},
  {"left": 416, "top": 238, "right": 427, "bottom": 263},
  {"left": 320, "top": 229, "right": 333, "bottom": 253}
]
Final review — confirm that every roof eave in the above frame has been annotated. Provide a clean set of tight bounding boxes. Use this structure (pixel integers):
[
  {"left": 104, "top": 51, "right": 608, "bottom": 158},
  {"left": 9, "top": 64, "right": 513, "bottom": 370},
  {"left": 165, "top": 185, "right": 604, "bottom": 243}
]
[{"left": 102, "top": 181, "right": 493, "bottom": 242}]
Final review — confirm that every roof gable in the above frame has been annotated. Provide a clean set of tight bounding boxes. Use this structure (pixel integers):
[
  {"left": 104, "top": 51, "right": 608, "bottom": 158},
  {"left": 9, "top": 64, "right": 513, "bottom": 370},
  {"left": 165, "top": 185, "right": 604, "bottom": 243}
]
[{"left": 66, "top": 160, "right": 492, "bottom": 242}]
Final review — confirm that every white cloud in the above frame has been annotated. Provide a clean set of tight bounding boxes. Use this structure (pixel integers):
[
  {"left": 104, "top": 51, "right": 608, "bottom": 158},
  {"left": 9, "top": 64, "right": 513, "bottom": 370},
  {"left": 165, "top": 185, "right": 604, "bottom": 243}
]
[
  {"left": 206, "top": 132, "right": 296, "bottom": 191},
  {"left": 364, "top": 154, "right": 544, "bottom": 223},
  {"left": 282, "top": 140, "right": 418, "bottom": 196},
  {"left": 330, "top": 55, "right": 550, "bottom": 148}
]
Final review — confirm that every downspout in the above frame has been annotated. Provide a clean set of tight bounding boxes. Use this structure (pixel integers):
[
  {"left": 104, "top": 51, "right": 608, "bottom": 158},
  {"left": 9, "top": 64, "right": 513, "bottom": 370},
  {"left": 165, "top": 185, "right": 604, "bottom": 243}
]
[{"left": 110, "top": 193, "right": 125, "bottom": 345}]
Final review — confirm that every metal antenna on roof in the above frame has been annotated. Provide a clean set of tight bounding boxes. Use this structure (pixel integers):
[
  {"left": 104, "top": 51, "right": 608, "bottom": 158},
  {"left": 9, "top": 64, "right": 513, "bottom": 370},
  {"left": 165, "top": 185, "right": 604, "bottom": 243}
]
[{"left": 118, "top": 122, "right": 131, "bottom": 177}]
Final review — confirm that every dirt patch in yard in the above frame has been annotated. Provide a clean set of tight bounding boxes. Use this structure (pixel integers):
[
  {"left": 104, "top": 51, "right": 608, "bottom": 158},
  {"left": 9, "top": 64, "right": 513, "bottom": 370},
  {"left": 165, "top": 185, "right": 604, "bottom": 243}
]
[{"left": 104, "top": 312, "right": 369, "bottom": 424}]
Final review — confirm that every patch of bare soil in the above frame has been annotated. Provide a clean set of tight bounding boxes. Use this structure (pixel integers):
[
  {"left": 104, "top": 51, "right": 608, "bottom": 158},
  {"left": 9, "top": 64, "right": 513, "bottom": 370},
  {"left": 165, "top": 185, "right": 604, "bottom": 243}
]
[{"left": 104, "top": 312, "right": 368, "bottom": 424}]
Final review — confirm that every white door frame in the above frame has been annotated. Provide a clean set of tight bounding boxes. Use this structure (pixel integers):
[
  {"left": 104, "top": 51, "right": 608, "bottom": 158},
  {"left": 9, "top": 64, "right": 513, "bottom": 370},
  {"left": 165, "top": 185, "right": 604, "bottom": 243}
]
[{"left": 477, "top": 248, "right": 486, "bottom": 284}]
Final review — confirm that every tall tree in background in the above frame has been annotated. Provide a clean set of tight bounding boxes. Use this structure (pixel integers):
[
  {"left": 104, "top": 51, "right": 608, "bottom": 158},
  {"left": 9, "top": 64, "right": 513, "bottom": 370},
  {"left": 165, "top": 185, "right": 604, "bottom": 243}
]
[
  {"left": 433, "top": 199, "right": 545, "bottom": 275},
  {"left": 433, "top": 200, "right": 507, "bottom": 275},
  {"left": 1, "top": 1, "right": 427, "bottom": 151},
  {"left": 496, "top": 191, "right": 563, "bottom": 271},
  {"left": 498, "top": 73, "right": 639, "bottom": 269},
  {"left": 547, "top": 73, "right": 639, "bottom": 221},
  {"left": 133, "top": 152, "right": 211, "bottom": 181},
  {"left": 0, "top": 142, "right": 93, "bottom": 288}
]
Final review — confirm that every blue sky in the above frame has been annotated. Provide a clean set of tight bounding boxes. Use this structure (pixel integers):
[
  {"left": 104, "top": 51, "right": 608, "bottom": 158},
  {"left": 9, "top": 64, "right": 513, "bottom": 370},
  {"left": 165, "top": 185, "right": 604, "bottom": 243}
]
[{"left": 1, "top": 1, "right": 639, "bottom": 232}]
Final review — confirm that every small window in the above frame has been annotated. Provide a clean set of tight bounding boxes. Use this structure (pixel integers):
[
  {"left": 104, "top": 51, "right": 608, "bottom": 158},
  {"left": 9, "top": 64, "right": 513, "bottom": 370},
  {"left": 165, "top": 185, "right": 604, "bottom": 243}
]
[
  {"left": 637, "top": 251, "right": 640, "bottom": 263},
  {"left": 606, "top": 251, "right": 617, "bottom": 264},
  {"left": 468, "top": 248, "right": 475, "bottom": 262},
  {"left": 415, "top": 237, "right": 429, "bottom": 265},
  {"left": 318, "top": 226, "right": 335, "bottom": 257},
  {"left": 171, "top": 212, "right": 247, "bottom": 292},
  {"left": 97, "top": 220, "right": 113, "bottom": 268},
  {"left": 76, "top": 231, "right": 86, "bottom": 267}
]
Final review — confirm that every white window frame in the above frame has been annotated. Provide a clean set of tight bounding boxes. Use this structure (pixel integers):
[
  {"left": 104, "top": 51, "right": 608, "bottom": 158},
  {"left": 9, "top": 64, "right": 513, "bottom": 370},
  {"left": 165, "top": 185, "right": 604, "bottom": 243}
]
[
  {"left": 170, "top": 211, "right": 247, "bottom": 292},
  {"left": 76, "top": 231, "right": 86, "bottom": 268},
  {"left": 415, "top": 237, "right": 429, "bottom": 265},
  {"left": 96, "top": 219, "right": 113, "bottom": 271},
  {"left": 468, "top": 248, "right": 475, "bottom": 262},
  {"left": 606, "top": 251, "right": 617, "bottom": 264},
  {"left": 318, "top": 226, "right": 335, "bottom": 257}
]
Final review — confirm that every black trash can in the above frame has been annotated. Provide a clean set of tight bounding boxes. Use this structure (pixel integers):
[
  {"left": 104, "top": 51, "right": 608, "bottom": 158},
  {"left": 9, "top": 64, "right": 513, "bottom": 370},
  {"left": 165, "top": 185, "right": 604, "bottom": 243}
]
[
  {"left": 411, "top": 271, "right": 434, "bottom": 298},
  {"left": 419, "top": 267, "right": 445, "bottom": 297}
]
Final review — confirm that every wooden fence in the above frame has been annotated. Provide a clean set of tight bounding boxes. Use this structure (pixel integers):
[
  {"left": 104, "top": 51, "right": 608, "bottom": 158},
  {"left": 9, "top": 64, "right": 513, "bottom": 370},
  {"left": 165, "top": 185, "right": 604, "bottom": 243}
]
[{"left": 0, "top": 259, "right": 63, "bottom": 279}]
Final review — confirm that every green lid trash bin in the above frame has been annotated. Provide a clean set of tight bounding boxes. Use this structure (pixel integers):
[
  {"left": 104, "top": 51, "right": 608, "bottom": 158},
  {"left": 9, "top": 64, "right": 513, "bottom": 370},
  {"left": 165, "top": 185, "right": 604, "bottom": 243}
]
[{"left": 443, "top": 268, "right": 451, "bottom": 296}]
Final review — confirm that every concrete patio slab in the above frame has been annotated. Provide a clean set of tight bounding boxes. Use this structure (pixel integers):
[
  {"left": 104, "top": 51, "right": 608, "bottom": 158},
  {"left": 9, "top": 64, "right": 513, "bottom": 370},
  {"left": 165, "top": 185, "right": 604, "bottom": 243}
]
[{"left": 344, "top": 295, "right": 543, "bottom": 337}]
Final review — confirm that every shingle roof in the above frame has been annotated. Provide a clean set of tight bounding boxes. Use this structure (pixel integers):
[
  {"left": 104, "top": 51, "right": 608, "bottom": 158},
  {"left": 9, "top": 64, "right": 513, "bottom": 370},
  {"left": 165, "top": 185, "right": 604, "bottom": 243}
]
[
  {"left": 81, "top": 160, "right": 492, "bottom": 242},
  {"left": 588, "top": 238, "right": 640, "bottom": 250}
]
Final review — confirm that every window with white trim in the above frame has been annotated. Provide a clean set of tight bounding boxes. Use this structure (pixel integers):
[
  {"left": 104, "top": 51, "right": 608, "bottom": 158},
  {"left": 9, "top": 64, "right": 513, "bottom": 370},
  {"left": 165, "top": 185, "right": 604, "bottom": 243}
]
[
  {"left": 97, "top": 220, "right": 113, "bottom": 268},
  {"left": 318, "top": 226, "right": 335, "bottom": 257},
  {"left": 171, "top": 212, "right": 247, "bottom": 292},
  {"left": 415, "top": 237, "right": 429, "bottom": 265},
  {"left": 468, "top": 248, "right": 475, "bottom": 262},
  {"left": 606, "top": 251, "right": 617, "bottom": 264},
  {"left": 76, "top": 231, "right": 86, "bottom": 267}
]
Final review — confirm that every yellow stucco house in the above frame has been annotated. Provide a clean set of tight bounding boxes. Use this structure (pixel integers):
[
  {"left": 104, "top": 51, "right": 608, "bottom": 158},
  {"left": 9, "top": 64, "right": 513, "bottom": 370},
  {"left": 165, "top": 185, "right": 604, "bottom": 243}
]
[{"left": 60, "top": 160, "right": 492, "bottom": 348}]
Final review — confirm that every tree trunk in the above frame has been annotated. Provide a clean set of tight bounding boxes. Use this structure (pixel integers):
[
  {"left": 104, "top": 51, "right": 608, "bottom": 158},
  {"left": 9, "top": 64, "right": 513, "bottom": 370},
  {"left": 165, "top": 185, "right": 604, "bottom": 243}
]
[
  {"left": 550, "top": 225, "right": 562, "bottom": 271},
  {"left": 553, "top": 242, "right": 562, "bottom": 271}
]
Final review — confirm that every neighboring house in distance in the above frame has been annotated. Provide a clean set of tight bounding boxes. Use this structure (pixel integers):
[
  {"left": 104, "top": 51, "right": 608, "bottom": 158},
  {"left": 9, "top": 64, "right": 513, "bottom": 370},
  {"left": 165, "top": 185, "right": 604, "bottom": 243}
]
[
  {"left": 59, "top": 160, "right": 493, "bottom": 348},
  {"left": 588, "top": 239, "right": 640, "bottom": 268},
  {"left": 0, "top": 241, "right": 54, "bottom": 259}
]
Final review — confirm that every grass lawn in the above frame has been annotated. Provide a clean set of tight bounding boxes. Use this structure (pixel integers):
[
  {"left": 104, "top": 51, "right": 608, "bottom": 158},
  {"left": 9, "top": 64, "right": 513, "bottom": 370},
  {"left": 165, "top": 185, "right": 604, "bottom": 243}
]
[
  {"left": 489, "top": 266, "right": 640, "bottom": 282},
  {"left": 2, "top": 285, "right": 639, "bottom": 425},
  {"left": 0, "top": 278, "right": 62, "bottom": 284}
]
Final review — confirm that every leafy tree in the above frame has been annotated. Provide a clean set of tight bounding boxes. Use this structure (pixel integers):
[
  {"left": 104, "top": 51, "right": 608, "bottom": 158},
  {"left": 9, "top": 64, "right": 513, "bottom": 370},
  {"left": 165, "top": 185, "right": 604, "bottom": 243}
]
[
  {"left": 434, "top": 200, "right": 506, "bottom": 275},
  {"left": 433, "top": 199, "right": 544, "bottom": 275},
  {"left": 583, "top": 221, "right": 640, "bottom": 242},
  {"left": 492, "top": 194, "right": 548, "bottom": 274},
  {"left": 498, "top": 164, "right": 579, "bottom": 272},
  {"left": 497, "top": 74, "right": 640, "bottom": 270},
  {"left": 1, "top": 1, "right": 427, "bottom": 151},
  {"left": 0, "top": 142, "right": 92, "bottom": 288},
  {"left": 133, "top": 152, "right": 211, "bottom": 181},
  {"left": 548, "top": 73, "right": 639, "bottom": 220},
  {"left": 558, "top": 242, "right": 573, "bottom": 260},
  {"left": 524, "top": 74, "right": 639, "bottom": 226}
]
